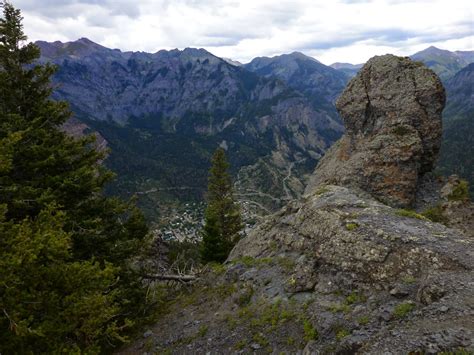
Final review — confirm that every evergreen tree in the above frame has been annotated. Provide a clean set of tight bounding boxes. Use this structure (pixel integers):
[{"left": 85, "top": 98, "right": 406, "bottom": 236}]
[
  {"left": 201, "top": 147, "right": 242, "bottom": 263},
  {"left": 0, "top": 2, "right": 149, "bottom": 352}
]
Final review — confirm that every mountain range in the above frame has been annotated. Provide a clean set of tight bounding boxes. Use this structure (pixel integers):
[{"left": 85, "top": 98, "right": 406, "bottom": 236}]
[
  {"left": 36, "top": 38, "right": 346, "bottom": 225},
  {"left": 36, "top": 39, "right": 474, "bottom": 226}
]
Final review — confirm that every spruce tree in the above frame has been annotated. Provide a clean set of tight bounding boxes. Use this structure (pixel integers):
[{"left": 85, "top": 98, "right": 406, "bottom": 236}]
[
  {"left": 201, "top": 147, "right": 242, "bottom": 263},
  {"left": 0, "top": 2, "right": 149, "bottom": 352}
]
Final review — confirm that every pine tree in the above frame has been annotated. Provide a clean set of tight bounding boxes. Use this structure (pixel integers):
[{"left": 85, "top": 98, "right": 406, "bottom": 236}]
[
  {"left": 0, "top": 2, "right": 149, "bottom": 352},
  {"left": 201, "top": 147, "right": 242, "bottom": 263}
]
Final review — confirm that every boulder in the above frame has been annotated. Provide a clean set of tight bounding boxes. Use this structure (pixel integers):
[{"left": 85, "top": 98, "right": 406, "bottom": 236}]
[{"left": 306, "top": 55, "right": 445, "bottom": 207}]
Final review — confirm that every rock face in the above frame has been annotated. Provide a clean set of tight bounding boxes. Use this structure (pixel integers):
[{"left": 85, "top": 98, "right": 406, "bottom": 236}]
[{"left": 306, "top": 55, "right": 446, "bottom": 208}]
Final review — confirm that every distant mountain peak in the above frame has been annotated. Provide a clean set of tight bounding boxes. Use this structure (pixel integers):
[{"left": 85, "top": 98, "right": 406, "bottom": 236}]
[
  {"left": 76, "top": 37, "right": 95, "bottom": 44},
  {"left": 410, "top": 46, "right": 474, "bottom": 81},
  {"left": 35, "top": 37, "right": 111, "bottom": 59},
  {"left": 287, "top": 51, "right": 320, "bottom": 62},
  {"left": 330, "top": 62, "right": 363, "bottom": 70},
  {"left": 222, "top": 57, "right": 242, "bottom": 66}
]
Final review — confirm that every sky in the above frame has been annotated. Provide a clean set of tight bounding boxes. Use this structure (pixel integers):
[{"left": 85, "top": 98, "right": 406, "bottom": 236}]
[{"left": 15, "top": 0, "right": 474, "bottom": 65}]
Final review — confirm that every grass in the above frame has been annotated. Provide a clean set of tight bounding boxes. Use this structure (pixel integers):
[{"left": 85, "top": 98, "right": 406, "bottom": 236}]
[
  {"left": 395, "top": 209, "right": 427, "bottom": 220},
  {"left": 230, "top": 299, "right": 319, "bottom": 350},
  {"left": 231, "top": 255, "right": 296, "bottom": 272},
  {"left": 422, "top": 204, "right": 448, "bottom": 224},
  {"left": 303, "top": 319, "right": 318, "bottom": 341},
  {"left": 345, "top": 222, "right": 359, "bottom": 231},
  {"left": 276, "top": 256, "right": 296, "bottom": 271},
  {"left": 393, "top": 302, "right": 415, "bottom": 318},
  {"left": 345, "top": 291, "right": 366, "bottom": 304},
  {"left": 327, "top": 290, "right": 365, "bottom": 314},
  {"left": 209, "top": 262, "right": 226, "bottom": 275},
  {"left": 357, "top": 315, "right": 370, "bottom": 325},
  {"left": 234, "top": 339, "right": 247, "bottom": 350},
  {"left": 402, "top": 275, "right": 417, "bottom": 284},
  {"left": 328, "top": 303, "right": 351, "bottom": 314},
  {"left": 336, "top": 328, "right": 350, "bottom": 340},
  {"left": 252, "top": 332, "right": 269, "bottom": 347},
  {"left": 197, "top": 325, "right": 208, "bottom": 337}
]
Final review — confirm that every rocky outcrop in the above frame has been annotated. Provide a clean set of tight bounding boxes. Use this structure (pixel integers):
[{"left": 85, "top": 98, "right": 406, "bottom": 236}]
[
  {"left": 123, "top": 186, "right": 473, "bottom": 354},
  {"left": 306, "top": 55, "right": 445, "bottom": 208},
  {"left": 231, "top": 185, "right": 472, "bottom": 280}
]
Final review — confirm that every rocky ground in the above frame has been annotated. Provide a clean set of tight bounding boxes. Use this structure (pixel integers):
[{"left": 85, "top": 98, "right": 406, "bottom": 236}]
[{"left": 121, "top": 186, "right": 473, "bottom": 354}]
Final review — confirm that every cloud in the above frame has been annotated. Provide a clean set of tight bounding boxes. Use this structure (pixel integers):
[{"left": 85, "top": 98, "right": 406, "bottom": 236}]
[{"left": 13, "top": 0, "right": 474, "bottom": 64}]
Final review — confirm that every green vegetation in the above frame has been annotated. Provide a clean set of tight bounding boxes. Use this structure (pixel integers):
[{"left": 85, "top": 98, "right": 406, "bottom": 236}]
[
  {"left": 235, "top": 339, "right": 248, "bottom": 350},
  {"left": 328, "top": 303, "right": 351, "bottom": 314},
  {"left": 336, "top": 328, "right": 350, "bottom": 340},
  {"left": 197, "top": 325, "right": 209, "bottom": 337},
  {"left": 357, "top": 315, "right": 370, "bottom": 325},
  {"left": 393, "top": 302, "right": 415, "bottom": 318},
  {"left": 345, "top": 222, "right": 359, "bottom": 231},
  {"left": 422, "top": 204, "right": 449, "bottom": 224},
  {"left": 327, "top": 290, "right": 366, "bottom": 314},
  {"left": 402, "top": 275, "right": 417, "bottom": 284},
  {"left": 303, "top": 319, "right": 319, "bottom": 341},
  {"left": 230, "top": 255, "right": 295, "bottom": 272},
  {"left": 200, "top": 148, "right": 243, "bottom": 263},
  {"left": 345, "top": 291, "right": 366, "bottom": 304},
  {"left": 252, "top": 332, "right": 270, "bottom": 347},
  {"left": 0, "top": 3, "right": 149, "bottom": 353},
  {"left": 447, "top": 179, "right": 470, "bottom": 201},
  {"left": 395, "top": 209, "right": 427, "bottom": 220}
]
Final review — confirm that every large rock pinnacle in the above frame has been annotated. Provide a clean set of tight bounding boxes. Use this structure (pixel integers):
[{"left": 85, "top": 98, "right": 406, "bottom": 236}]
[{"left": 306, "top": 54, "right": 445, "bottom": 207}]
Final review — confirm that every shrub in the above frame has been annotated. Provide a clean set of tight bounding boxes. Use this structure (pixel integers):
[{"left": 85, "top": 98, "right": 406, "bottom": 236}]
[
  {"left": 447, "top": 180, "right": 470, "bottom": 201},
  {"left": 393, "top": 302, "right": 415, "bottom": 318},
  {"left": 422, "top": 204, "right": 448, "bottom": 224}
]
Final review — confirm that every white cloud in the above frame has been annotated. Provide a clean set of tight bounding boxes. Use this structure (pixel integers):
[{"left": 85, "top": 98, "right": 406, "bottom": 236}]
[{"left": 15, "top": 0, "right": 474, "bottom": 64}]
